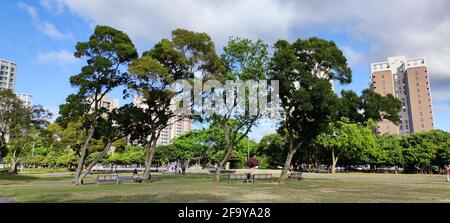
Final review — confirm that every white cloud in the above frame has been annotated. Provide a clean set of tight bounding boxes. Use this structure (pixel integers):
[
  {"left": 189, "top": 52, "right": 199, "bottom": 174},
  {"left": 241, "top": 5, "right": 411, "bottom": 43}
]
[
  {"left": 35, "top": 50, "right": 79, "bottom": 66},
  {"left": 47, "top": 1, "right": 450, "bottom": 81},
  {"left": 18, "top": 2, "right": 71, "bottom": 39},
  {"left": 52, "top": 0, "right": 297, "bottom": 46},
  {"left": 44, "top": 0, "right": 450, "bottom": 115},
  {"left": 39, "top": 0, "right": 65, "bottom": 14}
]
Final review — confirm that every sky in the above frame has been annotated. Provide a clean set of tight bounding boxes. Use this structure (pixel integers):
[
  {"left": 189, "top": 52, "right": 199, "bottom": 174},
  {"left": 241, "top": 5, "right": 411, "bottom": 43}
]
[{"left": 1, "top": 0, "right": 449, "bottom": 141}]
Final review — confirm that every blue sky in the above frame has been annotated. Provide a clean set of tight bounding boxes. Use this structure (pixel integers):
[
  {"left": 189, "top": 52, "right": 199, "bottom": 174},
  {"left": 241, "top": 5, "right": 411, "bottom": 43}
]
[{"left": 1, "top": 0, "right": 449, "bottom": 141}]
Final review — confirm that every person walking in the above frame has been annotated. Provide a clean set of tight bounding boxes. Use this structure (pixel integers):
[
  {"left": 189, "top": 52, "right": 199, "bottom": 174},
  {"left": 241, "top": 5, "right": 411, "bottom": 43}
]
[
  {"left": 446, "top": 165, "right": 450, "bottom": 182},
  {"left": 181, "top": 161, "right": 186, "bottom": 175}
]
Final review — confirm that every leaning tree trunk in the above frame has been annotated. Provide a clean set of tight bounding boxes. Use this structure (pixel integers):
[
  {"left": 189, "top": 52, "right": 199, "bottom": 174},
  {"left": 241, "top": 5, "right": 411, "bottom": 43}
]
[
  {"left": 213, "top": 123, "right": 233, "bottom": 183},
  {"left": 278, "top": 140, "right": 297, "bottom": 183},
  {"left": 9, "top": 150, "right": 18, "bottom": 174},
  {"left": 213, "top": 145, "right": 234, "bottom": 183},
  {"left": 331, "top": 148, "right": 339, "bottom": 174},
  {"left": 143, "top": 135, "right": 158, "bottom": 183},
  {"left": 73, "top": 128, "right": 95, "bottom": 186},
  {"left": 78, "top": 141, "right": 113, "bottom": 184}
]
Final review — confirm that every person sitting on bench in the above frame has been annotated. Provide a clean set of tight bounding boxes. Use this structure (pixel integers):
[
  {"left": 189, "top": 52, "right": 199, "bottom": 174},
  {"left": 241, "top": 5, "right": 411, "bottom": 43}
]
[{"left": 132, "top": 168, "right": 142, "bottom": 183}]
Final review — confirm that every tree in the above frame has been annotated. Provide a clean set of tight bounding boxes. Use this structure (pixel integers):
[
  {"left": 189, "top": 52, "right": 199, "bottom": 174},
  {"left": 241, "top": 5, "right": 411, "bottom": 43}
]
[
  {"left": 257, "top": 133, "right": 287, "bottom": 168},
  {"left": 428, "top": 130, "right": 450, "bottom": 169},
  {"left": 203, "top": 37, "right": 270, "bottom": 182},
  {"left": 127, "top": 29, "right": 224, "bottom": 182},
  {"left": 359, "top": 89, "right": 401, "bottom": 124},
  {"left": 57, "top": 25, "right": 138, "bottom": 186},
  {"left": 316, "top": 118, "right": 378, "bottom": 173},
  {"left": 374, "top": 134, "right": 404, "bottom": 172},
  {"left": 5, "top": 105, "right": 52, "bottom": 173},
  {"left": 0, "top": 89, "right": 28, "bottom": 161},
  {"left": 270, "top": 37, "right": 351, "bottom": 182},
  {"left": 401, "top": 132, "right": 438, "bottom": 173}
]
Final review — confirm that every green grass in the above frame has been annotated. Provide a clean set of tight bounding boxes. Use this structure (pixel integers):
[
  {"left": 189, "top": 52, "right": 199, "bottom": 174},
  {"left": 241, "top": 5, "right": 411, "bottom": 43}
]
[{"left": 1, "top": 172, "right": 450, "bottom": 203}]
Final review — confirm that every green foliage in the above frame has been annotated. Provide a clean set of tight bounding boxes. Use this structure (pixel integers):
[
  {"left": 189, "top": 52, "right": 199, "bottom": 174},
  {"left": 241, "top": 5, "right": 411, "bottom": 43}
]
[
  {"left": 257, "top": 133, "right": 287, "bottom": 168},
  {"left": 105, "top": 146, "right": 145, "bottom": 165},
  {"left": 317, "top": 118, "right": 378, "bottom": 163}
]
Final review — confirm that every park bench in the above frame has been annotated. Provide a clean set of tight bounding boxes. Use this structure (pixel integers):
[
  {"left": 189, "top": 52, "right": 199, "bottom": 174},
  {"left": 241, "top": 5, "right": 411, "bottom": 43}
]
[
  {"left": 253, "top": 173, "right": 272, "bottom": 182},
  {"left": 97, "top": 174, "right": 119, "bottom": 184},
  {"left": 288, "top": 172, "right": 303, "bottom": 180},
  {"left": 228, "top": 173, "right": 253, "bottom": 183}
]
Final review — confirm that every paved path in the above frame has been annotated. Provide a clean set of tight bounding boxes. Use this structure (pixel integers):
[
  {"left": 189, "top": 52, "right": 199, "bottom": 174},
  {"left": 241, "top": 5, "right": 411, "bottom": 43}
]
[{"left": 0, "top": 196, "right": 15, "bottom": 203}]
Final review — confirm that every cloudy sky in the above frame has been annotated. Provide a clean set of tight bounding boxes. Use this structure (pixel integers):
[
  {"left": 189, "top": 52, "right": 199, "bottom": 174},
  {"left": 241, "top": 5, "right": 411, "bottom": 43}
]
[{"left": 1, "top": 0, "right": 449, "bottom": 140}]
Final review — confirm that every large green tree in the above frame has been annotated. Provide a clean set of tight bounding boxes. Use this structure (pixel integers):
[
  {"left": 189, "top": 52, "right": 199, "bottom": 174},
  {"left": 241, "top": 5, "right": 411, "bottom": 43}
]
[
  {"left": 316, "top": 118, "right": 378, "bottom": 173},
  {"left": 5, "top": 105, "right": 52, "bottom": 173},
  {"left": 270, "top": 37, "right": 351, "bottom": 182},
  {"left": 0, "top": 89, "right": 29, "bottom": 160},
  {"left": 203, "top": 37, "right": 270, "bottom": 182},
  {"left": 58, "top": 25, "right": 138, "bottom": 186},
  {"left": 127, "top": 29, "right": 223, "bottom": 182}
]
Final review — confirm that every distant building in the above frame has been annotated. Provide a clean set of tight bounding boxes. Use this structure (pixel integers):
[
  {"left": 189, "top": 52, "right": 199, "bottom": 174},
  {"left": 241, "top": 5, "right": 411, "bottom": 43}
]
[
  {"left": 16, "top": 92, "right": 33, "bottom": 107},
  {"left": 133, "top": 95, "right": 192, "bottom": 145},
  {"left": 0, "top": 59, "right": 17, "bottom": 91},
  {"left": 370, "top": 56, "right": 434, "bottom": 135},
  {"left": 89, "top": 94, "right": 119, "bottom": 113},
  {"left": 156, "top": 116, "right": 192, "bottom": 145}
]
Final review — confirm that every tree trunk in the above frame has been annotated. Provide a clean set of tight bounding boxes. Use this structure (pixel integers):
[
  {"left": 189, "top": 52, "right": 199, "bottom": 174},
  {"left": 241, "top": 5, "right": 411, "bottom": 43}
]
[
  {"left": 73, "top": 128, "right": 95, "bottom": 186},
  {"left": 278, "top": 140, "right": 298, "bottom": 183},
  {"left": 213, "top": 122, "right": 233, "bottom": 183},
  {"left": 143, "top": 134, "right": 158, "bottom": 183},
  {"left": 331, "top": 149, "right": 339, "bottom": 174},
  {"left": 78, "top": 141, "right": 113, "bottom": 184},
  {"left": 213, "top": 145, "right": 234, "bottom": 183},
  {"left": 9, "top": 150, "right": 18, "bottom": 174}
]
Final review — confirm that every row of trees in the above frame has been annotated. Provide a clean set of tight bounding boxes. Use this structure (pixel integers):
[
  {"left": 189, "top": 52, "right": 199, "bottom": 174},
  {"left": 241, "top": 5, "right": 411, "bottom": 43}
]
[
  {"left": 259, "top": 126, "right": 450, "bottom": 174},
  {"left": 1, "top": 25, "right": 447, "bottom": 185},
  {"left": 7, "top": 121, "right": 449, "bottom": 175}
]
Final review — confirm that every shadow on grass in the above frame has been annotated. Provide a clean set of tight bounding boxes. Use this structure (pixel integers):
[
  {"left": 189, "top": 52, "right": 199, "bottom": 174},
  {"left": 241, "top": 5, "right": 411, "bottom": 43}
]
[
  {"left": 32, "top": 192, "right": 233, "bottom": 203},
  {"left": 0, "top": 173, "right": 39, "bottom": 182}
]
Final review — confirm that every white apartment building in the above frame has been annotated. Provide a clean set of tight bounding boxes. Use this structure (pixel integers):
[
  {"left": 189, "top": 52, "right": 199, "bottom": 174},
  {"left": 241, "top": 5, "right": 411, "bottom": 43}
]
[
  {"left": 133, "top": 95, "right": 192, "bottom": 145},
  {"left": 16, "top": 93, "right": 33, "bottom": 107},
  {"left": 0, "top": 59, "right": 17, "bottom": 90}
]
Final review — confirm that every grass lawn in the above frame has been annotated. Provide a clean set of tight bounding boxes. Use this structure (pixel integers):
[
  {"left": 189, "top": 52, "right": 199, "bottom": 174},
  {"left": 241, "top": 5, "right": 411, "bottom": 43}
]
[{"left": 0, "top": 172, "right": 449, "bottom": 203}]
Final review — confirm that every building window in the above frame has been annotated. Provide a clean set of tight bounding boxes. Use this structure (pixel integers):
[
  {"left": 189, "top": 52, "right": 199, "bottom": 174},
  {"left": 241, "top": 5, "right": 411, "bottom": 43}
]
[{"left": 421, "top": 124, "right": 425, "bottom": 128}]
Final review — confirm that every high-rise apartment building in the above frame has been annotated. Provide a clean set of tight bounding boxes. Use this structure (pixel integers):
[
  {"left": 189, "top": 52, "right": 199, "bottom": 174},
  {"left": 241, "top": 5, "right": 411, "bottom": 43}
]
[
  {"left": 0, "top": 59, "right": 17, "bottom": 90},
  {"left": 370, "top": 56, "right": 434, "bottom": 135},
  {"left": 133, "top": 95, "right": 192, "bottom": 145}
]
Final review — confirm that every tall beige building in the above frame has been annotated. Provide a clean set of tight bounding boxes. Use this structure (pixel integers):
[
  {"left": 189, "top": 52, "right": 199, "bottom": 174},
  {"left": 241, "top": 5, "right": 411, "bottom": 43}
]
[
  {"left": 0, "top": 59, "right": 17, "bottom": 90},
  {"left": 89, "top": 94, "right": 119, "bottom": 112},
  {"left": 370, "top": 56, "right": 434, "bottom": 135},
  {"left": 133, "top": 95, "right": 192, "bottom": 145}
]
